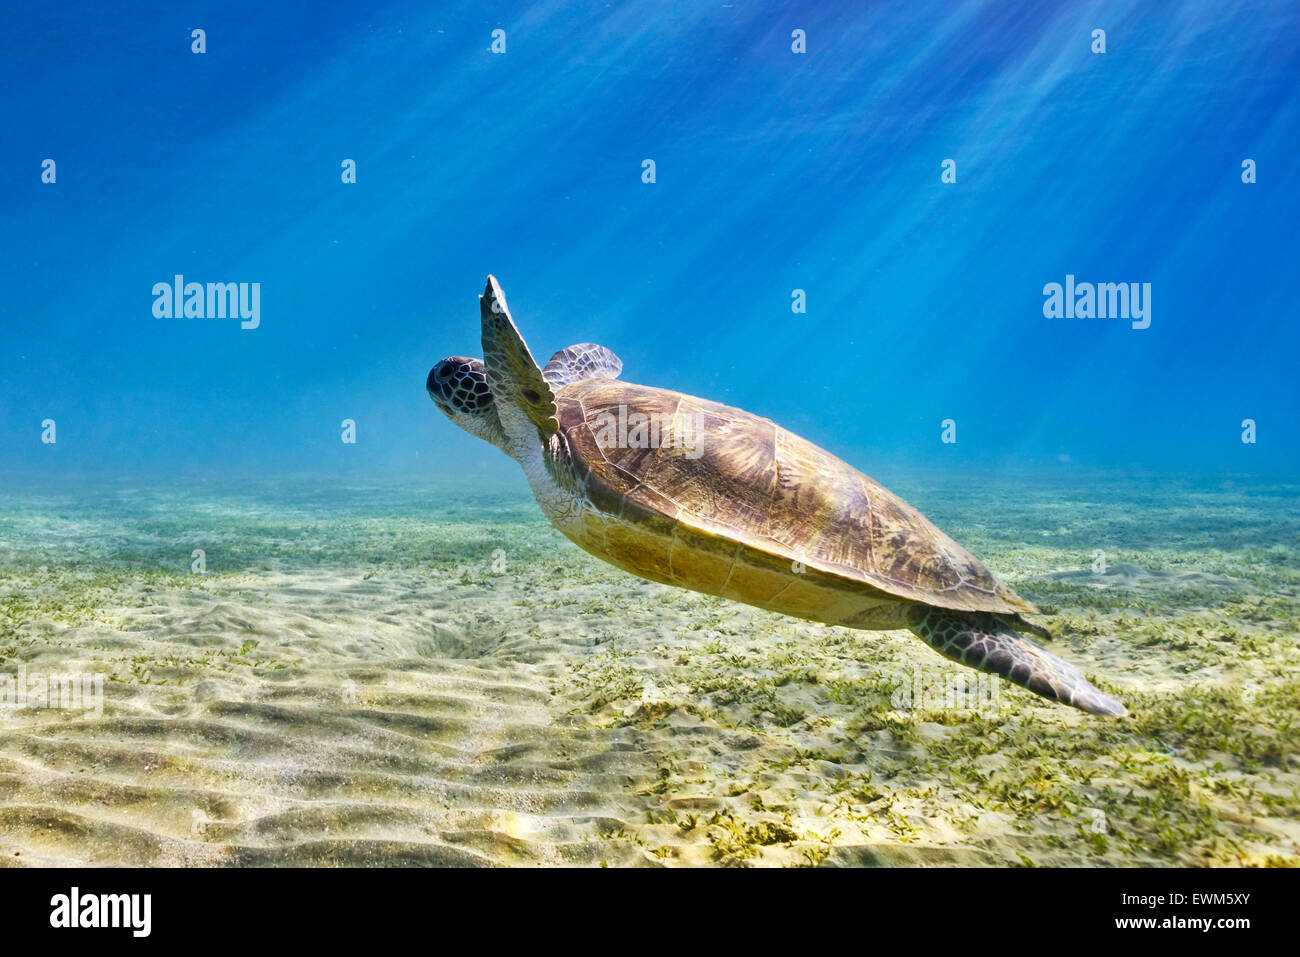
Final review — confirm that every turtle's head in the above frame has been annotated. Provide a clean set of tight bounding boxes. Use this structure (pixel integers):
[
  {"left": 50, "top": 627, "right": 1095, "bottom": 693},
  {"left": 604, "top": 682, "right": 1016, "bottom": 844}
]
[{"left": 426, "top": 356, "right": 508, "bottom": 451}]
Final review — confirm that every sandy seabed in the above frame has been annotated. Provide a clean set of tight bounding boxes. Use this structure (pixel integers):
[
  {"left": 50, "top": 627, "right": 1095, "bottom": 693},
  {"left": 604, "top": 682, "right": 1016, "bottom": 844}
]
[{"left": 0, "top": 473, "right": 1297, "bottom": 867}]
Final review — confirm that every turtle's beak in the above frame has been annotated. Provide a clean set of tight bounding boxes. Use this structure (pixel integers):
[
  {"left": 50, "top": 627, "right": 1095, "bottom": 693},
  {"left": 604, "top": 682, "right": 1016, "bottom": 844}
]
[{"left": 426, "top": 360, "right": 456, "bottom": 405}]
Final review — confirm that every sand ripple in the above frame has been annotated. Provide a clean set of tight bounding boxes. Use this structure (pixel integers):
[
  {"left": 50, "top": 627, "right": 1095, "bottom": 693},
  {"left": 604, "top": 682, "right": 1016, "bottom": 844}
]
[{"left": 2, "top": 480, "right": 1297, "bottom": 867}]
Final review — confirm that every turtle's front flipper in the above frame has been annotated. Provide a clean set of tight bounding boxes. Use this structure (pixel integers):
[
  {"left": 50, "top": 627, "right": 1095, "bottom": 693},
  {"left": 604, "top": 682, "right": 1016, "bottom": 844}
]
[{"left": 906, "top": 606, "right": 1127, "bottom": 717}]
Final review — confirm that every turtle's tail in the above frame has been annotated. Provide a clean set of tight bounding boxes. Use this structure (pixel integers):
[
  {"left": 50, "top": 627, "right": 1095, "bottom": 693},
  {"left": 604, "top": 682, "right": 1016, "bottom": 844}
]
[{"left": 906, "top": 606, "right": 1127, "bottom": 717}]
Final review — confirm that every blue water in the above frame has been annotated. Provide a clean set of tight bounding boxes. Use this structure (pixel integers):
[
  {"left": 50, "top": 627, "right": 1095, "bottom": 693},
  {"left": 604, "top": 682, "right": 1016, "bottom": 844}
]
[{"left": 3, "top": 1, "right": 1298, "bottom": 483}]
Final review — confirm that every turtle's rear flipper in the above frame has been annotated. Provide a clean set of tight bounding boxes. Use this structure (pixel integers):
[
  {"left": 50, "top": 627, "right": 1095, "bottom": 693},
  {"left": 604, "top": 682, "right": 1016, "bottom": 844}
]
[{"left": 906, "top": 606, "right": 1127, "bottom": 717}]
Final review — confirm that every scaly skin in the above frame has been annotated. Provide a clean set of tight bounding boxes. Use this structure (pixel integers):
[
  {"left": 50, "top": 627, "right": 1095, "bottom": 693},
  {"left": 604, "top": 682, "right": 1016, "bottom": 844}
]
[{"left": 907, "top": 605, "right": 1127, "bottom": 716}]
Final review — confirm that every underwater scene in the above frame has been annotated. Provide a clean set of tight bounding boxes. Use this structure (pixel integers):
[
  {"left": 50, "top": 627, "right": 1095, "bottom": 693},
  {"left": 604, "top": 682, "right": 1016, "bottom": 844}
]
[{"left": 2, "top": 1, "right": 1298, "bottom": 870}]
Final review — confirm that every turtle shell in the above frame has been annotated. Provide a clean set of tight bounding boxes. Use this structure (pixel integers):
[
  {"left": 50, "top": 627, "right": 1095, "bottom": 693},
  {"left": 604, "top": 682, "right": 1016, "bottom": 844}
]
[{"left": 554, "top": 379, "right": 1036, "bottom": 616}]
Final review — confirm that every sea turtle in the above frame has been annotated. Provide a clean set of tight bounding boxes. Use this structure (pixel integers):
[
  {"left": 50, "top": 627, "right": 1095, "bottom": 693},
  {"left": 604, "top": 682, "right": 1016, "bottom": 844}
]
[{"left": 426, "top": 276, "right": 1126, "bottom": 716}]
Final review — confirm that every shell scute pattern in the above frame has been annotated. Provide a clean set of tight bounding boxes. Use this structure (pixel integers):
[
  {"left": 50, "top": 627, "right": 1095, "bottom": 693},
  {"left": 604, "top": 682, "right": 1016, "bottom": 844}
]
[{"left": 554, "top": 378, "right": 1033, "bottom": 615}]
